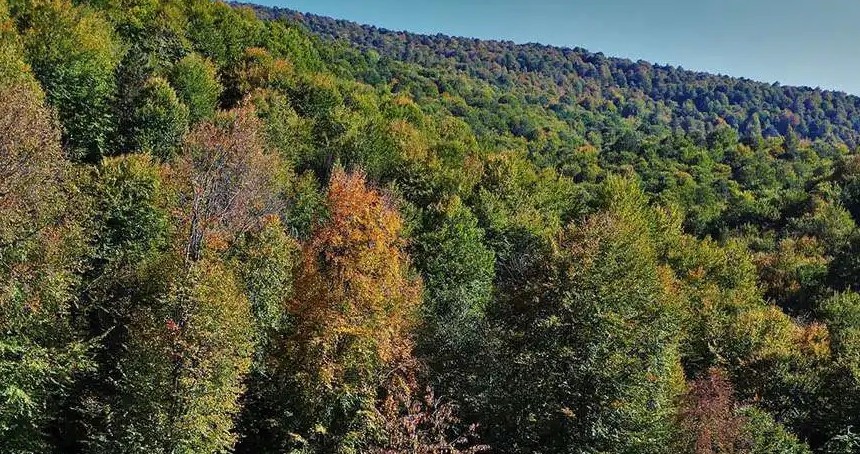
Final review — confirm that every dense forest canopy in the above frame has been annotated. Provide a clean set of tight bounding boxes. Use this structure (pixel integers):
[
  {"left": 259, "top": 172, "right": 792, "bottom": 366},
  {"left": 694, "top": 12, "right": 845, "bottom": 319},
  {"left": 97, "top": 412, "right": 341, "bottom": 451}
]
[
  {"left": 2, "top": 0, "right": 860, "bottom": 452},
  {"left": 255, "top": 4, "right": 860, "bottom": 149}
]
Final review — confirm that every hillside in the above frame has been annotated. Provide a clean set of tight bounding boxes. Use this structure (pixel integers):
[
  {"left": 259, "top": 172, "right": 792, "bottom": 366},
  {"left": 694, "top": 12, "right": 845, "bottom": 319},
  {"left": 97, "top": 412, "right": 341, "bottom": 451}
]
[
  {"left": 255, "top": 4, "right": 860, "bottom": 148},
  {"left": 2, "top": 0, "right": 860, "bottom": 452}
]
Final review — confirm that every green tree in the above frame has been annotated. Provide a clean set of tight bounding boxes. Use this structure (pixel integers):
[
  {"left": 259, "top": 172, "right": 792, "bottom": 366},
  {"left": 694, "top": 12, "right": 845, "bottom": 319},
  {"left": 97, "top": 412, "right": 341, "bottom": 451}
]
[
  {"left": 739, "top": 406, "right": 811, "bottom": 454},
  {"left": 480, "top": 176, "right": 684, "bottom": 453},
  {"left": 818, "top": 291, "right": 860, "bottom": 445},
  {"left": 67, "top": 153, "right": 172, "bottom": 451},
  {"left": 744, "top": 112, "right": 764, "bottom": 144},
  {"left": 412, "top": 196, "right": 494, "bottom": 428},
  {"left": 16, "top": 0, "right": 122, "bottom": 161},
  {"left": 108, "top": 257, "right": 254, "bottom": 453},
  {"left": 170, "top": 53, "right": 222, "bottom": 124},
  {"left": 129, "top": 76, "right": 189, "bottom": 160},
  {"left": 414, "top": 196, "right": 494, "bottom": 353},
  {"left": 0, "top": 83, "right": 90, "bottom": 453},
  {"left": 230, "top": 217, "right": 300, "bottom": 452},
  {"left": 186, "top": 1, "right": 263, "bottom": 67}
]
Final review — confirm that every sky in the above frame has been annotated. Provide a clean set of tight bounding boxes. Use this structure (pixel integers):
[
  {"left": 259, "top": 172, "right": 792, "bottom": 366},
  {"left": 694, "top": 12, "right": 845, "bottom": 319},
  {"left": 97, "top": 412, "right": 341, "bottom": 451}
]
[{"left": 253, "top": 0, "right": 860, "bottom": 95}]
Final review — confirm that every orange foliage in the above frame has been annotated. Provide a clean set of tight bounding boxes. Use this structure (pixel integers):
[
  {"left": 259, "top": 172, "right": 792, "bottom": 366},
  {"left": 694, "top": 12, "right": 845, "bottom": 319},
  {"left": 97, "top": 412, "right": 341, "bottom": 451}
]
[
  {"left": 232, "top": 47, "right": 294, "bottom": 95},
  {"left": 288, "top": 168, "right": 421, "bottom": 388}
]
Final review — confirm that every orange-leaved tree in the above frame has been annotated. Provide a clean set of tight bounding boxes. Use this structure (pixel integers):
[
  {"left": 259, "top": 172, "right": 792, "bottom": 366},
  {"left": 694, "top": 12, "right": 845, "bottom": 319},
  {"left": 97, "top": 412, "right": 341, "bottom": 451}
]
[
  {"left": 288, "top": 168, "right": 419, "bottom": 386},
  {"left": 275, "top": 168, "right": 445, "bottom": 452}
]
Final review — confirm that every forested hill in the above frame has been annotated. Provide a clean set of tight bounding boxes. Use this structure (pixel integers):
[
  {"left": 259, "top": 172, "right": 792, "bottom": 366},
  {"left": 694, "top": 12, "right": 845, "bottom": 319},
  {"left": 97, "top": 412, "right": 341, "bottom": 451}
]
[
  {"left": 251, "top": 4, "right": 860, "bottom": 147},
  {"left": 5, "top": 0, "right": 860, "bottom": 452}
]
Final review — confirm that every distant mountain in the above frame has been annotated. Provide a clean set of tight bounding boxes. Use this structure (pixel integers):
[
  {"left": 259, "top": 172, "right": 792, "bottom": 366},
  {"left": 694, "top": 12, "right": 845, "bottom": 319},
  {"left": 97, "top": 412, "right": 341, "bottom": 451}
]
[{"left": 248, "top": 3, "right": 860, "bottom": 148}]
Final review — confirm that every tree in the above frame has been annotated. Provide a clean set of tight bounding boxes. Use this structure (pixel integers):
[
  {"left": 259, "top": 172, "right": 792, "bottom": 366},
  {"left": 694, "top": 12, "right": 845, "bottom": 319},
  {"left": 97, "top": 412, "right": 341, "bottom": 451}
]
[
  {"left": 169, "top": 105, "right": 282, "bottom": 263},
  {"left": 0, "top": 0, "right": 38, "bottom": 90},
  {"left": 61, "top": 153, "right": 171, "bottom": 451},
  {"left": 272, "top": 169, "right": 423, "bottom": 452},
  {"left": 820, "top": 292, "right": 860, "bottom": 382},
  {"left": 83, "top": 105, "right": 280, "bottom": 453},
  {"left": 170, "top": 53, "right": 222, "bottom": 124},
  {"left": 230, "top": 217, "right": 301, "bottom": 452},
  {"left": 185, "top": 1, "right": 263, "bottom": 67},
  {"left": 739, "top": 406, "right": 811, "bottom": 454},
  {"left": 743, "top": 113, "right": 764, "bottom": 144},
  {"left": 676, "top": 368, "right": 746, "bottom": 454},
  {"left": 479, "top": 176, "right": 684, "bottom": 453},
  {"left": 817, "top": 291, "right": 860, "bottom": 446},
  {"left": 129, "top": 76, "right": 189, "bottom": 160},
  {"left": 224, "top": 46, "right": 294, "bottom": 104},
  {"left": 230, "top": 216, "right": 299, "bottom": 360},
  {"left": 413, "top": 196, "right": 494, "bottom": 354},
  {"left": 0, "top": 83, "right": 89, "bottom": 452},
  {"left": 16, "top": 0, "right": 122, "bottom": 161},
  {"left": 411, "top": 196, "right": 494, "bottom": 420},
  {"left": 676, "top": 368, "right": 811, "bottom": 454},
  {"left": 784, "top": 125, "right": 801, "bottom": 154},
  {"left": 105, "top": 257, "right": 254, "bottom": 453}
]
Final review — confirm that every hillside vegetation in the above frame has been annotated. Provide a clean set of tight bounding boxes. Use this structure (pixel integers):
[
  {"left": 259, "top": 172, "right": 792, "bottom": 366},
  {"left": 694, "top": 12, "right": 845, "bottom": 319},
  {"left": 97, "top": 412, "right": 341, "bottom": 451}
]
[
  {"left": 2, "top": 0, "right": 860, "bottom": 452},
  {"left": 261, "top": 4, "right": 860, "bottom": 148}
]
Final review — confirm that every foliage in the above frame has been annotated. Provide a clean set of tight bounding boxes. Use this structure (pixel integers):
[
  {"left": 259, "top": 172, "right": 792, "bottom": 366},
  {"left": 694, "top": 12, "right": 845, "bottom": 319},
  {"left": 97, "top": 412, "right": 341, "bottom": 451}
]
[
  {"left": 129, "top": 76, "right": 189, "bottom": 159},
  {"left": 14, "top": 0, "right": 122, "bottom": 161},
  {"left": 274, "top": 5, "right": 860, "bottom": 147},
  {"left": 473, "top": 176, "right": 684, "bottom": 453},
  {"left": 676, "top": 368, "right": 747, "bottom": 454},
  {"left": 105, "top": 257, "right": 254, "bottom": 453},
  {"left": 739, "top": 406, "right": 811, "bottom": 454},
  {"left": 169, "top": 52, "right": 222, "bottom": 124},
  {"left": 273, "top": 169, "right": 421, "bottom": 452},
  {"left": 0, "top": 83, "right": 89, "bottom": 453},
  {"left": 169, "top": 105, "right": 281, "bottom": 262},
  {"left": 413, "top": 196, "right": 494, "bottom": 353},
  {"left": 4, "top": 0, "right": 860, "bottom": 452}
]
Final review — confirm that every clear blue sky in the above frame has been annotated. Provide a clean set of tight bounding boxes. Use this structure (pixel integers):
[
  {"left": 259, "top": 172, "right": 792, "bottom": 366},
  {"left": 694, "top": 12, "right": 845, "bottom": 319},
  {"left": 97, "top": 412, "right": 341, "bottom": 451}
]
[{"left": 254, "top": 0, "right": 860, "bottom": 95}]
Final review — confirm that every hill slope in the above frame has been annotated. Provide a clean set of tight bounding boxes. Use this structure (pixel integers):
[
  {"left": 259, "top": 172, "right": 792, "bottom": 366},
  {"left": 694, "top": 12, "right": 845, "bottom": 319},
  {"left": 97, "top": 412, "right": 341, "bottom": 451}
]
[
  {"left": 3, "top": 0, "right": 860, "bottom": 452},
  {"left": 253, "top": 4, "right": 860, "bottom": 147}
]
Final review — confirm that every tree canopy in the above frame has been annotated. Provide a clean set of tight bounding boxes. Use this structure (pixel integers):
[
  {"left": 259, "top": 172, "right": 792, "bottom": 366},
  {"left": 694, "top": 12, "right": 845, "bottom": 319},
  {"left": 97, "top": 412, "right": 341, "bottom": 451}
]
[{"left": 3, "top": 0, "right": 860, "bottom": 452}]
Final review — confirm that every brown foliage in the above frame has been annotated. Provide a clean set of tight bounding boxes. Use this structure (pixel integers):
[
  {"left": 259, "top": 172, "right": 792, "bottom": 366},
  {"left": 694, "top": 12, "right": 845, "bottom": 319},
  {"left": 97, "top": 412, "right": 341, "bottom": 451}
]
[
  {"left": 373, "top": 349, "right": 488, "bottom": 453},
  {"left": 168, "top": 105, "right": 281, "bottom": 263},
  {"left": 0, "top": 84, "right": 67, "bottom": 248},
  {"left": 678, "top": 368, "right": 747, "bottom": 454}
]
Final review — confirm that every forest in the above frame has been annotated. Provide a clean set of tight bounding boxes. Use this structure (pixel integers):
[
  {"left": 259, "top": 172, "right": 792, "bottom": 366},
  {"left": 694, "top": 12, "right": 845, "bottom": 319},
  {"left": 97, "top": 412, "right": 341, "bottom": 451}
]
[
  {"left": 259, "top": 5, "right": 860, "bottom": 148},
  {"left": 1, "top": 0, "right": 860, "bottom": 452}
]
